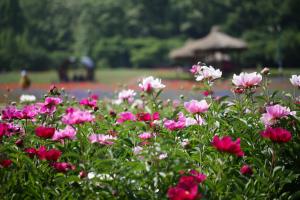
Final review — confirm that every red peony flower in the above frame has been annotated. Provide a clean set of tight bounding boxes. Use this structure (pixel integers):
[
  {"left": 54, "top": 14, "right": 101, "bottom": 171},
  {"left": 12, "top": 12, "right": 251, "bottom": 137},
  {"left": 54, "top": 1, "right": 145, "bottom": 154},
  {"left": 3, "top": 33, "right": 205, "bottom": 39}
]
[
  {"left": 240, "top": 164, "right": 253, "bottom": 175},
  {"left": 35, "top": 126, "right": 55, "bottom": 139},
  {"left": 51, "top": 162, "right": 75, "bottom": 173},
  {"left": 36, "top": 146, "right": 62, "bottom": 161},
  {"left": 0, "top": 159, "right": 13, "bottom": 168},
  {"left": 189, "top": 170, "right": 207, "bottom": 183},
  {"left": 212, "top": 135, "right": 244, "bottom": 157},
  {"left": 24, "top": 148, "right": 37, "bottom": 158},
  {"left": 136, "top": 112, "right": 152, "bottom": 121},
  {"left": 0, "top": 123, "right": 9, "bottom": 138},
  {"left": 261, "top": 127, "right": 292, "bottom": 143}
]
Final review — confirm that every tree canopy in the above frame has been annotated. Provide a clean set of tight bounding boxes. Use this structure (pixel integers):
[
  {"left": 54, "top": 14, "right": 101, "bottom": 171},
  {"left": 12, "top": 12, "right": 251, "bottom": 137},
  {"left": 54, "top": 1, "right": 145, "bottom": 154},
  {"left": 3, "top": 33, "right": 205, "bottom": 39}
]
[{"left": 0, "top": 0, "right": 299, "bottom": 70}]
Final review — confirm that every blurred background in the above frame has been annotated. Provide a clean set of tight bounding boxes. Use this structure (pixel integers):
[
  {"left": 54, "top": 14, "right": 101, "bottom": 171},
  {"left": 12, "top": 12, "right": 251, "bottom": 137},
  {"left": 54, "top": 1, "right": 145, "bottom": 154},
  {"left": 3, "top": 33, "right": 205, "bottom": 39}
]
[{"left": 0, "top": 0, "right": 300, "bottom": 101}]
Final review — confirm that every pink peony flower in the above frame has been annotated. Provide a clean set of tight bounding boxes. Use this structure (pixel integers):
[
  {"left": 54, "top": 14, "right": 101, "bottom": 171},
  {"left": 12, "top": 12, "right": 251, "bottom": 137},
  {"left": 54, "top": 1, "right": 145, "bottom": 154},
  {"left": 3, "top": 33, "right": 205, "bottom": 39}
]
[
  {"left": 52, "top": 125, "right": 76, "bottom": 141},
  {"left": 261, "top": 127, "right": 292, "bottom": 143},
  {"left": 240, "top": 164, "right": 253, "bottom": 175},
  {"left": 261, "top": 104, "right": 295, "bottom": 126},
  {"left": 21, "top": 105, "right": 39, "bottom": 119},
  {"left": 80, "top": 98, "right": 97, "bottom": 108},
  {"left": 189, "top": 170, "right": 207, "bottom": 183},
  {"left": 232, "top": 72, "right": 262, "bottom": 88},
  {"left": 138, "top": 132, "right": 153, "bottom": 140},
  {"left": 35, "top": 126, "right": 55, "bottom": 139},
  {"left": 190, "top": 64, "right": 201, "bottom": 75},
  {"left": 139, "top": 76, "right": 165, "bottom": 93},
  {"left": 51, "top": 162, "right": 75, "bottom": 173},
  {"left": 185, "top": 115, "right": 205, "bottom": 126},
  {"left": 164, "top": 112, "right": 186, "bottom": 131},
  {"left": 184, "top": 100, "right": 210, "bottom": 114},
  {"left": 89, "top": 134, "right": 117, "bottom": 145},
  {"left": 62, "top": 107, "right": 95, "bottom": 125},
  {"left": 118, "top": 89, "right": 136, "bottom": 103},
  {"left": 40, "top": 97, "right": 62, "bottom": 114},
  {"left": 116, "top": 112, "right": 136, "bottom": 124},
  {"left": 212, "top": 135, "right": 244, "bottom": 157},
  {"left": 1, "top": 106, "right": 22, "bottom": 120},
  {"left": 290, "top": 75, "right": 300, "bottom": 87},
  {"left": 195, "top": 65, "right": 222, "bottom": 82}
]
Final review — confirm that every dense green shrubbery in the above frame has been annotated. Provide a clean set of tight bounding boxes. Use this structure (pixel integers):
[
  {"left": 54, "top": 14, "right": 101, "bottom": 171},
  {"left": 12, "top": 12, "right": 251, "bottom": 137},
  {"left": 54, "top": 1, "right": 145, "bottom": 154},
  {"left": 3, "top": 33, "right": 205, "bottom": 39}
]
[{"left": 1, "top": 66, "right": 300, "bottom": 199}]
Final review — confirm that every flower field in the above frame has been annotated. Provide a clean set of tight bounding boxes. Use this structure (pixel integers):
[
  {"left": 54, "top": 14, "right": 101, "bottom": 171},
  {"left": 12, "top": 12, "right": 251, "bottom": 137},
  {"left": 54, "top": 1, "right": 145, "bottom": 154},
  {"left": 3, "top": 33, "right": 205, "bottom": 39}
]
[{"left": 1, "top": 64, "right": 300, "bottom": 199}]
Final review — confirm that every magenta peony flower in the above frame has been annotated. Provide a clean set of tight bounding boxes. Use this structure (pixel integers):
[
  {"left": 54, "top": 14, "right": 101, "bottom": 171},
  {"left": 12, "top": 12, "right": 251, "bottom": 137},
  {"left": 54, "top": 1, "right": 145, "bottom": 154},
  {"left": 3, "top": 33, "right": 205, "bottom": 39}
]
[
  {"left": 240, "top": 164, "right": 253, "bottom": 175},
  {"left": 212, "top": 135, "right": 244, "bottom": 157},
  {"left": 261, "top": 104, "right": 295, "bottom": 126},
  {"left": 88, "top": 134, "right": 117, "bottom": 145},
  {"left": 1, "top": 106, "right": 23, "bottom": 120},
  {"left": 0, "top": 123, "right": 9, "bottom": 138},
  {"left": 52, "top": 125, "right": 76, "bottom": 141},
  {"left": 62, "top": 107, "right": 95, "bottom": 125},
  {"left": 232, "top": 72, "right": 262, "bottom": 88},
  {"left": 36, "top": 146, "right": 62, "bottom": 161},
  {"left": 80, "top": 98, "right": 97, "bottom": 108},
  {"left": 184, "top": 100, "right": 210, "bottom": 114},
  {"left": 35, "top": 126, "right": 55, "bottom": 139},
  {"left": 164, "top": 112, "right": 186, "bottom": 131},
  {"left": 116, "top": 112, "right": 136, "bottom": 124},
  {"left": 51, "top": 162, "right": 75, "bottom": 173},
  {"left": 261, "top": 127, "right": 292, "bottom": 143},
  {"left": 189, "top": 170, "right": 207, "bottom": 183},
  {"left": 21, "top": 105, "right": 39, "bottom": 119},
  {"left": 40, "top": 97, "right": 62, "bottom": 114},
  {"left": 139, "top": 76, "right": 165, "bottom": 93},
  {"left": 24, "top": 148, "right": 37, "bottom": 158},
  {"left": 290, "top": 75, "right": 300, "bottom": 87}
]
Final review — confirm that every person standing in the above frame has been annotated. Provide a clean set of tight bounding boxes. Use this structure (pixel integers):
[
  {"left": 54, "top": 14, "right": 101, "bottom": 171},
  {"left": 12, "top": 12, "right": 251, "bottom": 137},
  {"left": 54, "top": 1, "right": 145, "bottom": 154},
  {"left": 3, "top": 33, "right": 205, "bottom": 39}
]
[{"left": 81, "top": 56, "right": 95, "bottom": 81}]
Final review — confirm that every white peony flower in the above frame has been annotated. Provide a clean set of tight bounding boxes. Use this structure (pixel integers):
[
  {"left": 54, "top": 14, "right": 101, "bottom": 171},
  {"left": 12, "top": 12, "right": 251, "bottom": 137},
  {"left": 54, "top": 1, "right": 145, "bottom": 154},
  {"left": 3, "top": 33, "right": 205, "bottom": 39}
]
[{"left": 20, "top": 94, "right": 36, "bottom": 103}]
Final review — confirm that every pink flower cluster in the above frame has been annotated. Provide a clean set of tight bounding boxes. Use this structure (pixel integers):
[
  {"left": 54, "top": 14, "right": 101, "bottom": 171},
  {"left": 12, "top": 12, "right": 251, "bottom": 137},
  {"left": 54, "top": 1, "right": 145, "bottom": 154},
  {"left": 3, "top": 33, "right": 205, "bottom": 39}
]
[
  {"left": 191, "top": 64, "right": 222, "bottom": 82},
  {"left": 52, "top": 125, "right": 77, "bottom": 141},
  {"left": 1, "top": 105, "right": 39, "bottom": 120},
  {"left": 89, "top": 134, "right": 117, "bottom": 145},
  {"left": 39, "top": 97, "right": 63, "bottom": 114},
  {"left": 116, "top": 112, "right": 136, "bottom": 124},
  {"left": 184, "top": 100, "right": 210, "bottom": 114},
  {"left": 212, "top": 135, "right": 244, "bottom": 157},
  {"left": 232, "top": 72, "right": 262, "bottom": 88},
  {"left": 80, "top": 98, "right": 97, "bottom": 109},
  {"left": 0, "top": 122, "right": 23, "bottom": 138},
  {"left": 62, "top": 107, "right": 95, "bottom": 125},
  {"left": 164, "top": 112, "right": 204, "bottom": 131},
  {"left": 25, "top": 146, "right": 62, "bottom": 161},
  {"left": 261, "top": 104, "right": 295, "bottom": 126},
  {"left": 168, "top": 170, "right": 206, "bottom": 200},
  {"left": 118, "top": 89, "right": 136, "bottom": 103}
]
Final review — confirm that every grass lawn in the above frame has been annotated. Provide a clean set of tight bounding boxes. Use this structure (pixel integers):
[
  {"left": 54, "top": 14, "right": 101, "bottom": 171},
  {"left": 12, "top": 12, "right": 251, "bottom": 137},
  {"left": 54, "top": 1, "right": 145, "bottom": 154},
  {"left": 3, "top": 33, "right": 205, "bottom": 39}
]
[{"left": 0, "top": 68, "right": 190, "bottom": 84}]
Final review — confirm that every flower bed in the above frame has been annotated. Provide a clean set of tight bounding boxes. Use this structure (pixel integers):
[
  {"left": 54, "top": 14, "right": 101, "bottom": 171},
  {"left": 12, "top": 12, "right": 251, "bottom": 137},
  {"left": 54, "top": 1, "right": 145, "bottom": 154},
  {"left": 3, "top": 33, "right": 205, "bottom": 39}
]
[{"left": 1, "top": 65, "right": 300, "bottom": 199}]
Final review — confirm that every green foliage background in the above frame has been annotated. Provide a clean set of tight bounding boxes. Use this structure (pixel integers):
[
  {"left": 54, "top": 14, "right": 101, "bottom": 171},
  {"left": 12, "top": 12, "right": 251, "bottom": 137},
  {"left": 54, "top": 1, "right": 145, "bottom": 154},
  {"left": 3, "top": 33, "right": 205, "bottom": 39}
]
[{"left": 0, "top": 0, "right": 300, "bottom": 70}]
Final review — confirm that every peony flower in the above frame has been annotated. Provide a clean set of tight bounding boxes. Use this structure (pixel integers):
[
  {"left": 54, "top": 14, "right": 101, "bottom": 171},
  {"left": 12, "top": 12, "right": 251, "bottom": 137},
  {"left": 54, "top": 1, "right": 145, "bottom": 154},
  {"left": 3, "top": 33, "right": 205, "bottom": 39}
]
[
  {"left": 62, "top": 107, "right": 95, "bottom": 125},
  {"left": 79, "top": 98, "right": 97, "bottom": 108},
  {"left": 21, "top": 105, "right": 39, "bottom": 119},
  {"left": 116, "top": 112, "right": 136, "bottom": 124},
  {"left": 0, "top": 159, "right": 13, "bottom": 168},
  {"left": 240, "top": 164, "right": 253, "bottom": 175},
  {"left": 232, "top": 72, "right": 262, "bottom": 88},
  {"left": 190, "top": 64, "right": 201, "bottom": 75},
  {"left": 290, "top": 75, "right": 300, "bottom": 87},
  {"left": 261, "top": 127, "right": 292, "bottom": 143},
  {"left": 138, "top": 132, "right": 153, "bottom": 140},
  {"left": 164, "top": 112, "right": 186, "bottom": 131},
  {"left": 118, "top": 89, "right": 136, "bottom": 103},
  {"left": 133, "top": 146, "right": 143, "bottom": 155},
  {"left": 195, "top": 65, "right": 222, "bottom": 82},
  {"left": 51, "top": 162, "right": 75, "bottom": 173},
  {"left": 24, "top": 148, "right": 37, "bottom": 158},
  {"left": 0, "top": 123, "right": 9, "bottom": 138},
  {"left": 212, "top": 135, "right": 244, "bottom": 157},
  {"left": 139, "top": 76, "right": 165, "bottom": 93},
  {"left": 40, "top": 97, "right": 62, "bottom": 114},
  {"left": 184, "top": 100, "right": 210, "bottom": 114},
  {"left": 185, "top": 115, "right": 205, "bottom": 126},
  {"left": 88, "top": 134, "right": 117, "bottom": 145},
  {"left": 189, "top": 170, "right": 207, "bottom": 183},
  {"left": 36, "top": 146, "right": 62, "bottom": 161},
  {"left": 20, "top": 94, "right": 36, "bottom": 103},
  {"left": 52, "top": 125, "right": 76, "bottom": 141},
  {"left": 1, "top": 106, "right": 22, "bottom": 120},
  {"left": 35, "top": 126, "right": 55, "bottom": 139},
  {"left": 260, "top": 104, "right": 295, "bottom": 126},
  {"left": 158, "top": 153, "right": 168, "bottom": 160}
]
